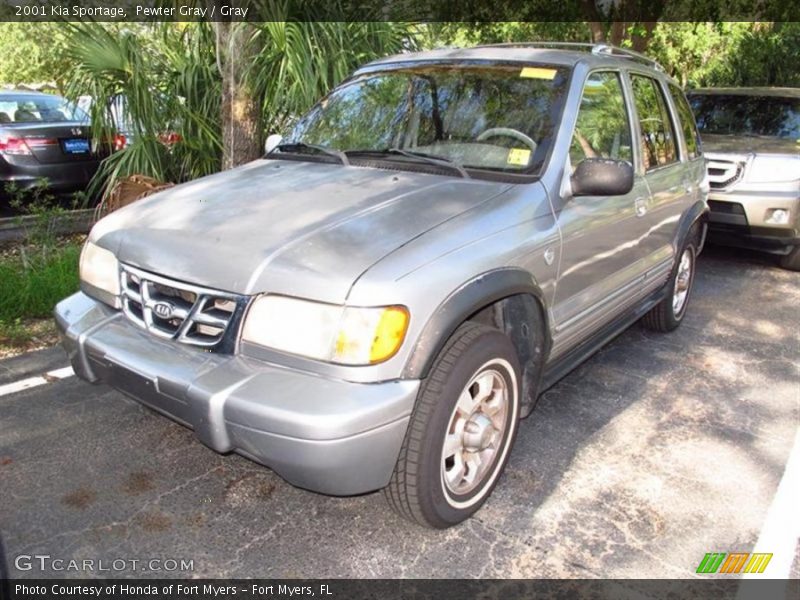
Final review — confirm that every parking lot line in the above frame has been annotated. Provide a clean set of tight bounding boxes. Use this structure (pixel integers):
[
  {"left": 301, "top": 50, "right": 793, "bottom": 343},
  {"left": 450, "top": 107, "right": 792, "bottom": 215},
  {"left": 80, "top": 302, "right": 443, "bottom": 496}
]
[
  {"left": 740, "top": 428, "right": 800, "bottom": 582},
  {"left": 46, "top": 366, "right": 75, "bottom": 380},
  {"left": 0, "top": 365, "right": 74, "bottom": 397}
]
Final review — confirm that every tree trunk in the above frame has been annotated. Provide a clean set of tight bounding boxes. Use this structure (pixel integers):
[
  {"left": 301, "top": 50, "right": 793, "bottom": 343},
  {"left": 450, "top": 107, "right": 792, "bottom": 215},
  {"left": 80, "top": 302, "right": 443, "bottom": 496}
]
[
  {"left": 631, "top": 21, "right": 657, "bottom": 52},
  {"left": 214, "top": 20, "right": 263, "bottom": 170},
  {"left": 609, "top": 21, "right": 627, "bottom": 46},
  {"left": 581, "top": 0, "right": 607, "bottom": 42}
]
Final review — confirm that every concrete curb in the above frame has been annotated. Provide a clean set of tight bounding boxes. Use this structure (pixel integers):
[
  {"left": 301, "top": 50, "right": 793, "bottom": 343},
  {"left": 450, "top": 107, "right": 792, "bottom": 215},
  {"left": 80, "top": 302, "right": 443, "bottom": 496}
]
[{"left": 0, "top": 208, "right": 95, "bottom": 243}]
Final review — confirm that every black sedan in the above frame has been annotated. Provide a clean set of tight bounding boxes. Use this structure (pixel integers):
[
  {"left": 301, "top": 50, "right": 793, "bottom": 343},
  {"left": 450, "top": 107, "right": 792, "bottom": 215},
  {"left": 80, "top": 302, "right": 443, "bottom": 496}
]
[{"left": 0, "top": 91, "right": 116, "bottom": 193}]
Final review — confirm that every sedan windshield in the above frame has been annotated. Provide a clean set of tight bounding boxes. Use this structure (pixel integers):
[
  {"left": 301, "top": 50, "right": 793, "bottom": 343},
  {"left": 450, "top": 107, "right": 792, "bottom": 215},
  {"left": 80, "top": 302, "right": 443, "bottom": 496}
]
[
  {"left": 284, "top": 64, "right": 571, "bottom": 176},
  {"left": 0, "top": 94, "right": 87, "bottom": 124},
  {"left": 688, "top": 94, "right": 800, "bottom": 139}
]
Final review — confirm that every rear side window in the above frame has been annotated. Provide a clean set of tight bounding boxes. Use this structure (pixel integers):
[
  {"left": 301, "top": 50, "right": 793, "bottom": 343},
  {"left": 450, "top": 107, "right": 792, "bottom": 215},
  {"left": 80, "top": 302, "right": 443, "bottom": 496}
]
[
  {"left": 630, "top": 75, "right": 678, "bottom": 170},
  {"left": 570, "top": 71, "right": 633, "bottom": 167},
  {"left": 669, "top": 84, "right": 701, "bottom": 159}
]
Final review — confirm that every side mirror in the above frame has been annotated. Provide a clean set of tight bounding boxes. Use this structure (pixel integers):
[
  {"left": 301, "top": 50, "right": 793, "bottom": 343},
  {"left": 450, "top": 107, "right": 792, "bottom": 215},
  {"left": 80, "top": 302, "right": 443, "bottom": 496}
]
[
  {"left": 265, "top": 134, "right": 283, "bottom": 154},
  {"left": 571, "top": 158, "right": 634, "bottom": 197}
]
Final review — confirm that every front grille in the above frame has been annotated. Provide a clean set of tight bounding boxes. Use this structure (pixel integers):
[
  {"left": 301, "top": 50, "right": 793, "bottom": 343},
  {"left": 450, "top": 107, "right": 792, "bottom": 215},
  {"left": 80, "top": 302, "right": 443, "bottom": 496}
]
[
  {"left": 706, "top": 158, "right": 744, "bottom": 190},
  {"left": 120, "top": 264, "right": 243, "bottom": 351}
]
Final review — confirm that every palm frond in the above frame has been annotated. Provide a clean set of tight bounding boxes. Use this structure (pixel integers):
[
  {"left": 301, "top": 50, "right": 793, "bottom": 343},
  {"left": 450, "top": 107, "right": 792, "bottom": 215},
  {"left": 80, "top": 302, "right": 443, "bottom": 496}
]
[{"left": 63, "top": 19, "right": 414, "bottom": 196}]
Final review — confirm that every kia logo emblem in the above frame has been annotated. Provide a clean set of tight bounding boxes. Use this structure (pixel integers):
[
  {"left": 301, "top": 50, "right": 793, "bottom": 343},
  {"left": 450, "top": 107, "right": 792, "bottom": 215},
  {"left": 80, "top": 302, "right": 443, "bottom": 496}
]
[{"left": 152, "top": 301, "right": 174, "bottom": 319}]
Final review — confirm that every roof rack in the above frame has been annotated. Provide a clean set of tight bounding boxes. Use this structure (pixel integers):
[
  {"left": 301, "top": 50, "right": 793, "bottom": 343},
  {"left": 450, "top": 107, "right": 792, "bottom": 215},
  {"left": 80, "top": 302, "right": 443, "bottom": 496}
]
[{"left": 475, "top": 41, "right": 665, "bottom": 72}]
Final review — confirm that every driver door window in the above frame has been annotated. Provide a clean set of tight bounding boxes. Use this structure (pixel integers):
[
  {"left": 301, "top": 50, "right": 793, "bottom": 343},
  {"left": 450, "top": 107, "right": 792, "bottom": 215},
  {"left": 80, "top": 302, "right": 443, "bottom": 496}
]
[{"left": 569, "top": 72, "right": 633, "bottom": 168}]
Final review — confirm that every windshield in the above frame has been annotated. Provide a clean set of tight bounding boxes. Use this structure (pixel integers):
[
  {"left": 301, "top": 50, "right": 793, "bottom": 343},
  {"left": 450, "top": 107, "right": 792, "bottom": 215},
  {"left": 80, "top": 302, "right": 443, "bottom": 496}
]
[
  {"left": 0, "top": 94, "right": 88, "bottom": 125},
  {"left": 284, "top": 64, "right": 571, "bottom": 176},
  {"left": 688, "top": 94, "right": 800, "bottom": 139}
]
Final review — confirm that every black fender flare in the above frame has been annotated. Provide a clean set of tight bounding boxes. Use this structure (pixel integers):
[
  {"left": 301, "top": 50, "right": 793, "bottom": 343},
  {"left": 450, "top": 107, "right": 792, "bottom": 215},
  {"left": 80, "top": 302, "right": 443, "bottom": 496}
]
[
  {"left": 402, "top": 268, "right": 550, "bottom": 380},
  {"left": 674, "top": 200, "right": 709, "bottom": 253}
]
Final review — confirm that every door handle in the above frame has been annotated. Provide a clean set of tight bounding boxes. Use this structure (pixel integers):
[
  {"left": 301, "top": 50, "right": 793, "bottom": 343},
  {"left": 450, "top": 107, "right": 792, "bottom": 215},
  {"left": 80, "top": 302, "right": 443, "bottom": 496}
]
[{"left": 635, "top": 197, "right": 648, "bottom": 217}]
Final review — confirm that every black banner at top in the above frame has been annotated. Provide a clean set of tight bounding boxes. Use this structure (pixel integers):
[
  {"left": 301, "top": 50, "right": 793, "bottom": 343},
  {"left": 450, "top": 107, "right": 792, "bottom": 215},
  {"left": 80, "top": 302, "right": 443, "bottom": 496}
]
[{"left": 0, "top": 0, "right": 799, "bottom": 22}]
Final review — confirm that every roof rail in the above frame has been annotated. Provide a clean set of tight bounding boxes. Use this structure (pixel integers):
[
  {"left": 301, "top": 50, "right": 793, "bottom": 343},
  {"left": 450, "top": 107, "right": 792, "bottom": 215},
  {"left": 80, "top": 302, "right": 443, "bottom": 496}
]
[{"left": 475, "top": 41, "right": 665, "bottom": 72}]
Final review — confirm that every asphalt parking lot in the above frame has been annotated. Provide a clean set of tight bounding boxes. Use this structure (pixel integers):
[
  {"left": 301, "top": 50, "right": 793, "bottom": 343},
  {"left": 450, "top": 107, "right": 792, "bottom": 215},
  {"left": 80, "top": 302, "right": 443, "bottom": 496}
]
[{"left": 0, "top": 244, "right": 798, "bottom": 580}]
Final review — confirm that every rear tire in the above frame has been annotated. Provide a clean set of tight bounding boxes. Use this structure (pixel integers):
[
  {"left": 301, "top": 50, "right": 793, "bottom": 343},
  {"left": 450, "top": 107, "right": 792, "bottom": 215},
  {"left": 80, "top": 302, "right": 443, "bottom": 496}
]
[
  {"left": 642, "top": 240, "right": 697, "bottom": 333},
  {"left": 778, "top": 246, "right": 800, "bottom": 271},
  {"left": 385, "top": 322, "right": 521, "bottom": 528}
]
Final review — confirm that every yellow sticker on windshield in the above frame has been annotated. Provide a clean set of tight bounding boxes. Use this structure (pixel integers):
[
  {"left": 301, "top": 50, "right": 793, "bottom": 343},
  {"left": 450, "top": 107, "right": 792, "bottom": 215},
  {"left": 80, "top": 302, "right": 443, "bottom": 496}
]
[
  {"left": 507, "top": 148, "right": 531, "bottom": 166},
  {"left": 520, "top": 67, "right": 557, "bottom": 80}
]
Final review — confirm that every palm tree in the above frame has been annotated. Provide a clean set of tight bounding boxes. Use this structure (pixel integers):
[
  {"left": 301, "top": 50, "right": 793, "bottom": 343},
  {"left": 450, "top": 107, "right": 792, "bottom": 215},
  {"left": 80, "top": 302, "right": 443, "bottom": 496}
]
[{"left": 64, "top": 19, "right": 411, "bottom": 197}]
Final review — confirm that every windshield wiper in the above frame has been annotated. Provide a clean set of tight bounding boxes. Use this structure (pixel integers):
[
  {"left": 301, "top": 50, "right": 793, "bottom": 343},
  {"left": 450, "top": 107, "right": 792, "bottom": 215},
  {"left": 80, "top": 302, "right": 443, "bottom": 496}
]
[
  {"left": 272, "top": 142, "right": 349, "bottom": 166},
  {"left": 345, "top": 148, "right": 469, "bottom": 178}
]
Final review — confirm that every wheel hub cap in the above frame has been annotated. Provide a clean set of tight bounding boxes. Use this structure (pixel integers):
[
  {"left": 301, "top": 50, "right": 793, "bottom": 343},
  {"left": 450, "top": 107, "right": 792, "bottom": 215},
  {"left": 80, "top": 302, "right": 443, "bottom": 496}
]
[
  {"left": 463, "top": 414, "right": 495, "bottom": 452},
  {"left": 441, "top": 367, "right": 509, "bottom": 496},
  {"left": 672, "top": 248, "right": 693, "bottom": 315}
]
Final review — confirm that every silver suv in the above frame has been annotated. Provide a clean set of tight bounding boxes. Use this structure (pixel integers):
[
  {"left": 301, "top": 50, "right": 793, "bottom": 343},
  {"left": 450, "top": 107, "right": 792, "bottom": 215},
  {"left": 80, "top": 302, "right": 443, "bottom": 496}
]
[
  {"left": 56, "top": 43, "right": 708, "bottom": 528},
  {"left": 687, "top": 88, "right": 800, "bottom": 270}
]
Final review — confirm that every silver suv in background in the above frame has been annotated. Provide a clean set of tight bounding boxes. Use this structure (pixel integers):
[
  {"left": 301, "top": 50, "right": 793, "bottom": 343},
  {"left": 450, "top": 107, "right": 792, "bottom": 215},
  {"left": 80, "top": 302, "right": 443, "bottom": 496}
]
[
  {"left": 687, "top": 88, "right": 800, "bottom": 270},
  {"left": 56, "top": 43, "right": 707, "bottom": 528}
]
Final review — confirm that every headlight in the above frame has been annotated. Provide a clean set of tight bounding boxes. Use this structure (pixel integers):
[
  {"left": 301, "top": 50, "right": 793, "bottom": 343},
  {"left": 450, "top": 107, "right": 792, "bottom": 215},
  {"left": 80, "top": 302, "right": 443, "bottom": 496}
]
[
  {"left": 241, "top": 295, "right": 409, "bottom": 365},
  {"left": 79, "top": 241, "right": 120, "bottom": 298}
]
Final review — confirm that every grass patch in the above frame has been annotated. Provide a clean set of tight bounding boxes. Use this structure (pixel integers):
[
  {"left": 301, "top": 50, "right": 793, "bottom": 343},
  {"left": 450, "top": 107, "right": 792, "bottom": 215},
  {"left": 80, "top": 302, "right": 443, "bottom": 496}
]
[
  {"left": 0, "top": 182, "right": 86, "bottom": 357},
  {"left": 0, "top": 242, "right": 81, "bottom": 322},
  {"left": 0, "top": 318, "right": 60, "bottom": 359}
]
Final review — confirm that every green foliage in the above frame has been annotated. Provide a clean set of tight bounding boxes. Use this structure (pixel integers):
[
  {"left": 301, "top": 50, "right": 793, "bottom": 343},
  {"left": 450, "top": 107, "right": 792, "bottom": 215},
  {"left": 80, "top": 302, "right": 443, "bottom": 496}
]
[
  {"left": 722, "top": 22, "right": 800, "bottom": 87},
  {"left": 422, "top": 22, "right": 800, "bottom": 89},
  {"left": 5, "top": 179, "right": 75, "bottom": 248},
  {"left": 0, "top": 242, "right": 81, "bottom": 322},
  {"left": 64, "top": 22, "right": 210, "bottom": 197},
  {"left": 420, "top": 22, "right": 591, "bottom": 49},
  {"left": 62, "top": 20, "right": 410, "bottom": 195},
  {"left": 253, "top": 21, "right": 413, "bottom": 134},
  {"left": 0, "top": 180, "right": 84, "bottom": 347},
  {"left": 649, "top": 22, "right": 800, "bottom": 88},
  {"left": 0, "top": 23, "right": 72, "bottom": 90},
  {"left": 43, "top": 19, "right": 798, "bottom": 198},
  {"left": 0, "top": 182, "right": 81, "bottom": 324}
]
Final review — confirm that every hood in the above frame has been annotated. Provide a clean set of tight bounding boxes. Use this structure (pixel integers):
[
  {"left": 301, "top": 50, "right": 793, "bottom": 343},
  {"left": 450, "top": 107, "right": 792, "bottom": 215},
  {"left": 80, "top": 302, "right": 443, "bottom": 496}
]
[
  {"left": 700, "top": 133, "right": 800, "bottom": 156},
  {"left": 92, "top": 159, "right": 511, "bottom": 302}
]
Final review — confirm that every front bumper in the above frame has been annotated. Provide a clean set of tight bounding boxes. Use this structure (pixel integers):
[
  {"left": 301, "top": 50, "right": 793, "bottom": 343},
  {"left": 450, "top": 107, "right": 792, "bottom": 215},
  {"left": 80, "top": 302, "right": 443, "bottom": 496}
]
[
  {"left": 55, "top": 292, "right": 419, "bottom": 495},
  {"left": 706, "top": 192, "right": 800, "bottom": 253}
]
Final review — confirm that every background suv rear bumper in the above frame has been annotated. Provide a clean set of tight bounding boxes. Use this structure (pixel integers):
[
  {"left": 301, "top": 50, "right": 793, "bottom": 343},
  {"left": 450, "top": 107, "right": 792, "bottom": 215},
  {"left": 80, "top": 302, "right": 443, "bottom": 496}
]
[{"left": 54, "top": 291, "right": 418, "bottom": 495}]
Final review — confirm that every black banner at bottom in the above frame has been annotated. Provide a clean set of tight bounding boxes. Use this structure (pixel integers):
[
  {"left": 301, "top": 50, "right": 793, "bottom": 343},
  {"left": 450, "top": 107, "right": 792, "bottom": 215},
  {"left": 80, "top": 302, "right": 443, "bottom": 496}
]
[{"left": 1, "top": 579, "right": 798, "bottom": 600}]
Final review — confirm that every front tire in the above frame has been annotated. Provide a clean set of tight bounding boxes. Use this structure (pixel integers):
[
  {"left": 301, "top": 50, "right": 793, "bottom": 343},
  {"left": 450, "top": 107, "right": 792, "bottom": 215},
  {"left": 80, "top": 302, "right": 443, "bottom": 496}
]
[
  {"left": 642, "top": 241, "right": 697, "bottom": 332},
  {"left": 385, "top": 322, "right": 521, "bottom": 528}
]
